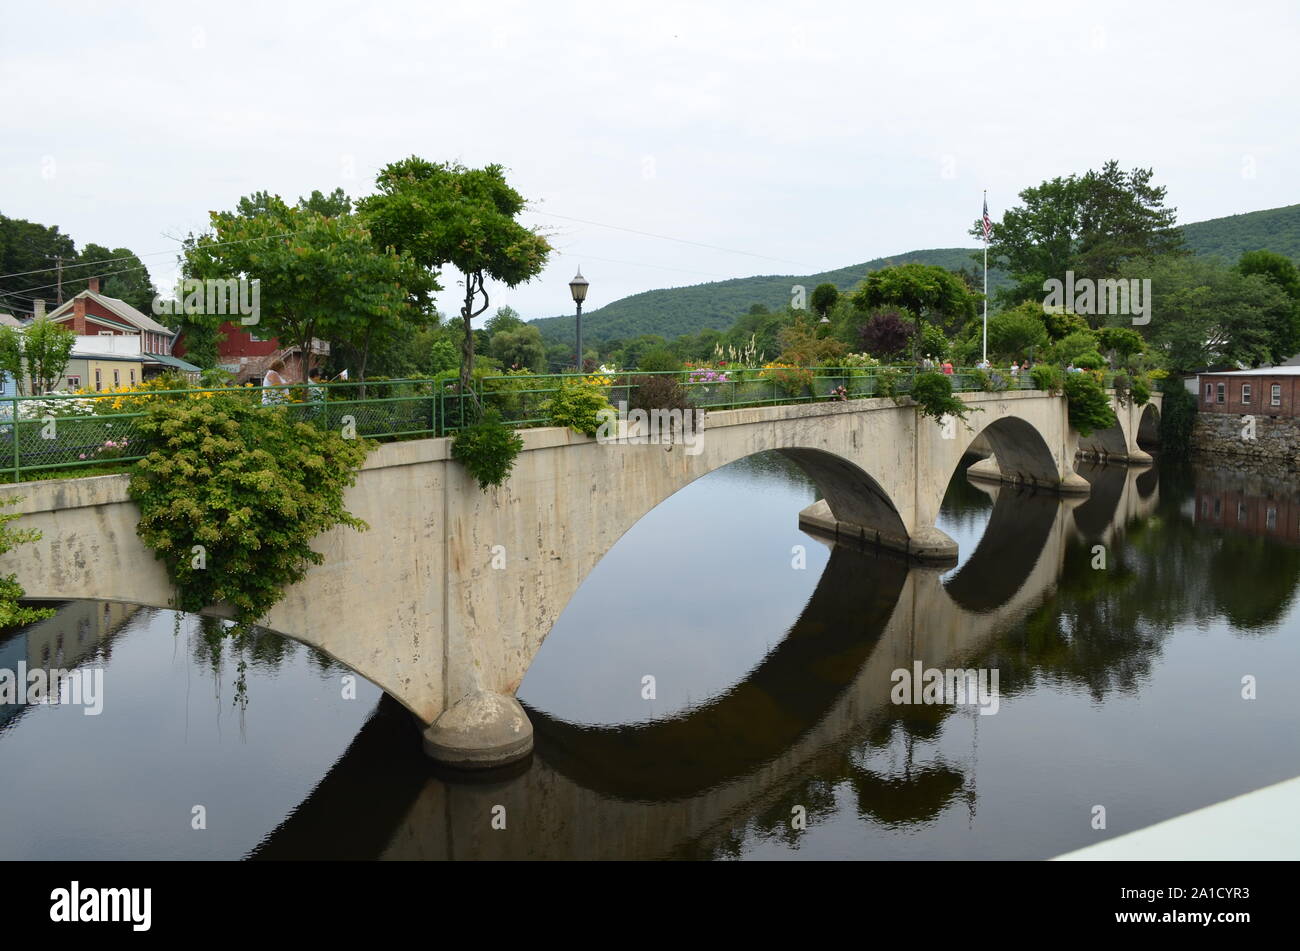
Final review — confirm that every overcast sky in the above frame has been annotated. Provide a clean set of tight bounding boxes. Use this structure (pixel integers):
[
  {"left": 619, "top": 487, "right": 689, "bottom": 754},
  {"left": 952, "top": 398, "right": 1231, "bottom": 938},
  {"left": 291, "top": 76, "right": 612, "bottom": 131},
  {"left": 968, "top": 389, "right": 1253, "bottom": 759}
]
[{"left": 3, "top": 0, "right": 1297, "bottom": 323}]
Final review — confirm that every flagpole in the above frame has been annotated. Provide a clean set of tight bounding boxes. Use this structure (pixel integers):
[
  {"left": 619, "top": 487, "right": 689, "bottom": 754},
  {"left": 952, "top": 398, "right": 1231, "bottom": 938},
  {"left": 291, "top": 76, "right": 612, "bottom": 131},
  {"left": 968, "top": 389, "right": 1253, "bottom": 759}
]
[{"left": 982, "top": 189, "right": 989, "bottom": 365}]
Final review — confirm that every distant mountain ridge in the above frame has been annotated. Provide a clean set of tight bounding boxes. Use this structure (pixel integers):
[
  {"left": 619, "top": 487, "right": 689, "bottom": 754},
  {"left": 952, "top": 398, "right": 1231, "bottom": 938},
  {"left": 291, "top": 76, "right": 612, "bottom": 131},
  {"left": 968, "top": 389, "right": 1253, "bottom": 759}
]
[{"left": 531, "top": 202, "right": 1300, "bottom": 346}]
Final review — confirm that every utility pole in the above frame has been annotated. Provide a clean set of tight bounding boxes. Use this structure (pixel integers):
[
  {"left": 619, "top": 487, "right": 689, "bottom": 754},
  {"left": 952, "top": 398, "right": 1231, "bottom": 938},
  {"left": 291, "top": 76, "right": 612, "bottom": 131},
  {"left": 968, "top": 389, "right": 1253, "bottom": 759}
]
[{"left": 47, "top": 254, "right": 64, "bottom": 305}]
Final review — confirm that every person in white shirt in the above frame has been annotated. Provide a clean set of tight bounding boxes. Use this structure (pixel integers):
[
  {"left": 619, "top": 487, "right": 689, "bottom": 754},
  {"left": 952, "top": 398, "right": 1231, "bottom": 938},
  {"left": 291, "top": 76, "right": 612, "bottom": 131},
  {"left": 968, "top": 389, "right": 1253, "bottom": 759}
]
[{"left": 262, "top": 358, "right": 292, "bottom": 405}]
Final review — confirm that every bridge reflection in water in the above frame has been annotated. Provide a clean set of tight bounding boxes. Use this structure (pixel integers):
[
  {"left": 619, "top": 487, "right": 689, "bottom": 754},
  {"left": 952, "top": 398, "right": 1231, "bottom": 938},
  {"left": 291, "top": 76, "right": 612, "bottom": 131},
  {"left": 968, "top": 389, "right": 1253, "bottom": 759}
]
[{"left": 250, "top": 457, "right": 1163, "bottom": 860}]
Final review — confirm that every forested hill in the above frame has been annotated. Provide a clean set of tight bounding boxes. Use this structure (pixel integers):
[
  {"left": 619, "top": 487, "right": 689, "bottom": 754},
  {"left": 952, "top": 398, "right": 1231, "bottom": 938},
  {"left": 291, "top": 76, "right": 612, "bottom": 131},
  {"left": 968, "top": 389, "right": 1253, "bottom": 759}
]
[
  {"left": 531, "top": 248, "right": 1011, "bottom": 346},
  {"left": 1181, "top": 202, "right": 1300, "bottom": 262},
  {"left": 530, "top": 202, "right": 1300, "bottom": 346}
]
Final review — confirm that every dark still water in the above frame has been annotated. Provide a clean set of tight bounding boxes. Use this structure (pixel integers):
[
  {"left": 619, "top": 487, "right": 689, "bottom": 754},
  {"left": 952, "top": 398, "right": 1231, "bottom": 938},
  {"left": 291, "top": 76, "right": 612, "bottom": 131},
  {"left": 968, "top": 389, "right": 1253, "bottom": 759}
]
[{"left": 2, "top": 454, "right": 1298, "bottom": 860}]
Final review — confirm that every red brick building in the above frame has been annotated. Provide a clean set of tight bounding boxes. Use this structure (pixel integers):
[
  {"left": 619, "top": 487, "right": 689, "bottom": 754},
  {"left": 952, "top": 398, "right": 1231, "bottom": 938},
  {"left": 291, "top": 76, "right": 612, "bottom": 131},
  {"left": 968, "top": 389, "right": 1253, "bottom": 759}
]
[
  {"left": 43, "top": 277, "right": 176, "bottom": 360},
  {"left": 1196, "top": 367, "right": 1300, "bottom": 416}
]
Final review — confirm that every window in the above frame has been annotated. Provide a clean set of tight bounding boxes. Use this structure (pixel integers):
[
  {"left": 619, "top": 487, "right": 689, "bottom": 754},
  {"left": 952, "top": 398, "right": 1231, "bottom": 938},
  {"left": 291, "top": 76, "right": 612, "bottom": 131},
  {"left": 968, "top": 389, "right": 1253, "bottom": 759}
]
[
  {"left": 0, "top": 375, "right": 6, "bottom": 396},
  {"left": 1201, "top": 498, "right": 1210, "bottom": 517},
  {"left": 1217, "top": 383, "right": 1225, "bottom": 404},
  {"left": 129, "top": 369, "right": 136, "bottom": 385},
  {"left": 1213, "top": 498, "right": 1222, "bottom": 518},
  {"left": 1272, "top": 384, "right": 1282, "bottom": 406},
  {"left": 113, "top": 369, "right": 120, "bottom": 386},
  {"left": 94, "top": 369, "right": 102, "bottom": 391},
  {"left": 1242, "top": 384, "right": 1252, "bottom": 404},
  {"left": 1267, "top": 507, "right": 1278, "bottom": 531},
  {"left": 66, "top": 375, "right": 80, "bottom": 388},
  {"left": 1238, "top": 502, "right": 1247, "bottom": 522},
  {"left": 1205, "top": 383, "right": 1214, "bottom": 402}
]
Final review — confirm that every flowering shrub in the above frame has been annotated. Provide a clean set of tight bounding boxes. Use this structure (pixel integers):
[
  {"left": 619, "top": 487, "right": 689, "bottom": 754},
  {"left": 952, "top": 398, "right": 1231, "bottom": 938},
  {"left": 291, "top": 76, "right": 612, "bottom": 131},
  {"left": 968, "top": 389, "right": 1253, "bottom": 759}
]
[
  {"left": 759, "top": 363, "right": 814, "bottom": 397},
  {"left": 77, "top": 437, "right": 133, "bottom": 462}
]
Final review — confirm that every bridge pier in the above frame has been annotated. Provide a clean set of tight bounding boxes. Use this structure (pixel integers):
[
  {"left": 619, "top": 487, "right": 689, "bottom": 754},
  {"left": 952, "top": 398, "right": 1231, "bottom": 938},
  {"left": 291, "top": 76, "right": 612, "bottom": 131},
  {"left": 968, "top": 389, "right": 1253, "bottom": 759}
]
[{"left": 421, "top": 690, "right": 534, "bottom": 768}]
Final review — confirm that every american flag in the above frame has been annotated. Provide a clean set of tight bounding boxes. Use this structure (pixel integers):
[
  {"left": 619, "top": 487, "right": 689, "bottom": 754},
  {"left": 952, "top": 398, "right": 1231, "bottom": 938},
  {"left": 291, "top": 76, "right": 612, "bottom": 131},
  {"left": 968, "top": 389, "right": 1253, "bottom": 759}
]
[{"left": 982, "top": 196, "right": 992, "bottom": 242}]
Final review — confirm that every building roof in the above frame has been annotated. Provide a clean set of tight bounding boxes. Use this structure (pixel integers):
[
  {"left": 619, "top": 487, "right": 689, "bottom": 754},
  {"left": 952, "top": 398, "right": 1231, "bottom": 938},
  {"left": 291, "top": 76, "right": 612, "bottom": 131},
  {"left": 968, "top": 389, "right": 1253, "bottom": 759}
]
[
  {"left": 46, "top": 290, "right": 173, "bottom": 336},
  {"left": 147, "top": 353, "right": 202, "bottom": 373},
  {"left": 0, "top": 313, "right": 23, "bottom": 328},
  {"left": 1199, "top": 366, "right": 1300, "bottom": 377}
]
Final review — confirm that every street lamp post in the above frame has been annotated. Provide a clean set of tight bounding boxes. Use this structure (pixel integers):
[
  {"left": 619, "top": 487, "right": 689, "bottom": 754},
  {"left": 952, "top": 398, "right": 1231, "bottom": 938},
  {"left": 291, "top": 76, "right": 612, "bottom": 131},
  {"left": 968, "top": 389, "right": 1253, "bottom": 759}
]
[{"left": 569, "top": 268, "right": 589, "bottom": 374}]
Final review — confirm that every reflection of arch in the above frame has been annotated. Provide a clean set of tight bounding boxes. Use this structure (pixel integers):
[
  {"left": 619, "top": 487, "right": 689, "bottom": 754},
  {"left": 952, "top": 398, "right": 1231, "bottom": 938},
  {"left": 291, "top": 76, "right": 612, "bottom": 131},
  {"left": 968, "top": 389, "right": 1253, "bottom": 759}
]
[
  {"left": 944, "top": 484, "right": 1060, "bottom": 612},
  {"left": 528, "top": 546, "right": 912, "bottom": 802},
  {"left": 966, "top": 416, "right": 1062, "bottom": 488},
  {"left": 1070, "top": 462, "right": 1129, "bottom": 539},
  {"left": 1135, "top": 464, "right": 1158, "bottom": 499}
]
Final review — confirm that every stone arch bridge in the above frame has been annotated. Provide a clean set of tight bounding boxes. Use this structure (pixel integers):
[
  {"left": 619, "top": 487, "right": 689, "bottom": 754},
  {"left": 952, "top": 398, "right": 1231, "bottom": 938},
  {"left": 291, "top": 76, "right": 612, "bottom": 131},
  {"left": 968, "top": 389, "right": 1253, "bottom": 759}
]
[{"left": 0, "top": 389, "right": 1160, "bottom": 766}]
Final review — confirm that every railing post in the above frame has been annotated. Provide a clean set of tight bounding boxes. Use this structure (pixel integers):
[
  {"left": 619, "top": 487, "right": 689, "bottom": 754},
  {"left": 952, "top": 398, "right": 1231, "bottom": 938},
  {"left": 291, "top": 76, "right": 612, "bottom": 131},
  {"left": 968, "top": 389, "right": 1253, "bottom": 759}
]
[{"left": 10, "top": 395, "right": 18, "bottom": 483}]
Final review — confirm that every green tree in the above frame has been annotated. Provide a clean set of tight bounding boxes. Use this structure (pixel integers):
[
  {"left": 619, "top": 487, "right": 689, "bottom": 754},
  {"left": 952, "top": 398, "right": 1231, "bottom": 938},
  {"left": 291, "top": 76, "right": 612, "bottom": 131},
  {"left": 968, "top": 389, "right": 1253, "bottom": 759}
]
[
  {"left": 1125, "top": 255, "right": 1293, "bottom": 371},
  {"left": 187, "top": 194, "right": 428, "bottom": 381},
  {"left": 974, "top": 161, "right": 1185, "bottom": 306},
  {"left": 852, "top": 263, "right": 977, "bottom": 361},
  {"left": 359, "top": 157, "right": 551, "bottom": 401},
  {"left": 810, "top": 283, "right": 839, "bottom": 319},
  {"left": 986, "top": 302, "right": 1049, "bottom": 360},
  {"left": 0, "top": 497, "right": 55, "bottom": 629},
  {"left": 0, "top": 215, "right": 76, "bottom": 307},
  {"left": 22, "top": 318, "right": 75, "bottom": 394},
  {"left": 490, "top": 324, "right": 545, "bottom": 371},
  {"left": 485, "top": 305, "right": 525, "bottom": 337},
  {"left": 297, "top": 188, "right": 352, "bottom": 217}
]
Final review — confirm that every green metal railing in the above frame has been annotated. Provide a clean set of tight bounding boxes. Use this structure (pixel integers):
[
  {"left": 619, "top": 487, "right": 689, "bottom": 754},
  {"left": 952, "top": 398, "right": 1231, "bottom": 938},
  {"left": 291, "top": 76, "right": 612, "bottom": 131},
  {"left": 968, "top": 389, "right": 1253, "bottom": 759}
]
[{"left": 1, "top": 365, "right": 1073, "bottom": 483}]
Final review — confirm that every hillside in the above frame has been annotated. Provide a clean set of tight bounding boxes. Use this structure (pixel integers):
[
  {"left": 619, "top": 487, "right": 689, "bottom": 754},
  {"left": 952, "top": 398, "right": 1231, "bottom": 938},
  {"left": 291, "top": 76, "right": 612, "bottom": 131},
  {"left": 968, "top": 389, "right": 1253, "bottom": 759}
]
[
  {"left": 1181, "top": 202, "right": 1300, "bottom": 262},
  {"left": 533, "top": 248, "right": 1011, "bottom": 346},
  {"left": 532, "top": 202, "right": 1300, "bottom": 346}
]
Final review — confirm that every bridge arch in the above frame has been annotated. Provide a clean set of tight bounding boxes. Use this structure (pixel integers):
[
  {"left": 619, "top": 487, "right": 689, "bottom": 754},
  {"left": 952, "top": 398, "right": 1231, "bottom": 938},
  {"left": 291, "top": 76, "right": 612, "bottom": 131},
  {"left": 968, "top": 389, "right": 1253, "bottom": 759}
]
[{"left": 962, "top": 414, "right": 1062, "bottom": 489}]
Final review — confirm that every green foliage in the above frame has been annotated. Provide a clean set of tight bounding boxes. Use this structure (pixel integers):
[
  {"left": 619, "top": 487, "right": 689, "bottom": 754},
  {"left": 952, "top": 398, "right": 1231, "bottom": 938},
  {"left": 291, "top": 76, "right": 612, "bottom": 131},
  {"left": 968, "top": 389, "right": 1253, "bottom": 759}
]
[
  {"left": 187, "top": 194, "right": 429, "bottom": 381},
  {"left": 919, "top": 321, "right": 950, "bottom": 360},
  {"left": 975, "top": 160, "right": 1186, "bottom": 307},
  {"left": 759, "top": 364, "right": 814, "bottom": 396},
  {"left": 490, "top": 324, "right": 545, "bottom": 372},
  {"left": 1158, "top": 385, "right": 1197, "bottom": 461},
  {"left": 528, "top": 249, "right": 1009, "bottom": 349},
  {"left": 127, "top": 395, "right": 373, "bottom": 629},
  {"left": 639, "top": 347, "right": 683, "bottom": 372},
  {"left": 986, "top": 302, "right": 1049, "bottom": 359},
  {"left": 1029, "top": 363, "right": 1065, "bottom": 394},
  {"left": 0, "top": 319, "right": 76, "bottom": 394},
  {"left": 1097, "top": 326, "right": 1146, "bottom": 358},
  {"left": 451, "top": 408, "right": 525, "bottom": 490},
  {"left": 970, "top": 368, "right": 1010, "bottom": 392},
  {"left": 1124, "top": 254, "right": 1295, "bottom": 371},
  {"left": 1182, "top": 203, "right": 1300, "bottom": 262},
  {"left": 810, "top": 283, "right": 839, "bottom": 318},
  {"left": 1073, "top": 350, "right": 1105, "bottom": 371},
  {"left": 0, "top": 497, "right": 56, "bottom": 629},
  {"left": 1130, "top": 378, "right": 1151, "bottom": 406},
  {"left": 776, "top": 315, "right": 847, "bottom": 366},
  {"left": 1053, "top": 330, "right": 1102, "bottom": 365},
  {"left": 1063, "top": 372, "right": 1117, "bottom": 436},
  {"left": 853, "top": 262, "right": 979, "bottom": 347},
  {"left": 907, "top": 371, "right": 976, "bottom": 424},
  {"left": 1041, "top": 307, "right": 1093, "bottom": 340},
  {"left": 358, "top": 157, "right": 551, "bottom": 396},
  {"left": 542, "top": 382, "right": 614, "bottom": 437}
]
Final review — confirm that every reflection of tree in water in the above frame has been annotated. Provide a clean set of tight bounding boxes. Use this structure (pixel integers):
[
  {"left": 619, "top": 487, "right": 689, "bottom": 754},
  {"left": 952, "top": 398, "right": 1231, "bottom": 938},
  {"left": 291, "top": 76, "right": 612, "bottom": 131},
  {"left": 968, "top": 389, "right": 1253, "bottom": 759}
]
[
  {"left": 181, "top": 613, "right": 343, "bottom": 709},
  {"left": 972, "top": 460, "right": 1300, "bottom": 703},
  {"left": 720, "top": 451, "right": 819, "bottom": 494}
]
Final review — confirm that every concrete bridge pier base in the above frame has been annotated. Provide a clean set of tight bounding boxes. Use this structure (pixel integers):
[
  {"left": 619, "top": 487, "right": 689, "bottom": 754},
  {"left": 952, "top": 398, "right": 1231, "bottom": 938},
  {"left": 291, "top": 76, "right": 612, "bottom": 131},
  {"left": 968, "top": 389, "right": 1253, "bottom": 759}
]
[{"left": 421, "top": 690, "right": 534, "bottom": 768}]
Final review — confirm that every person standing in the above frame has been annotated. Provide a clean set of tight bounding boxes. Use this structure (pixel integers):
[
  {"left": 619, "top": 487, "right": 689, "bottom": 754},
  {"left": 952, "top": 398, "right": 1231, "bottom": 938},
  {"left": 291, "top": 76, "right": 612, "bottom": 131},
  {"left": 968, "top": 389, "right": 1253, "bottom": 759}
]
[{"left": 262, "top": 358, "right": 291, "bottom": 405}]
